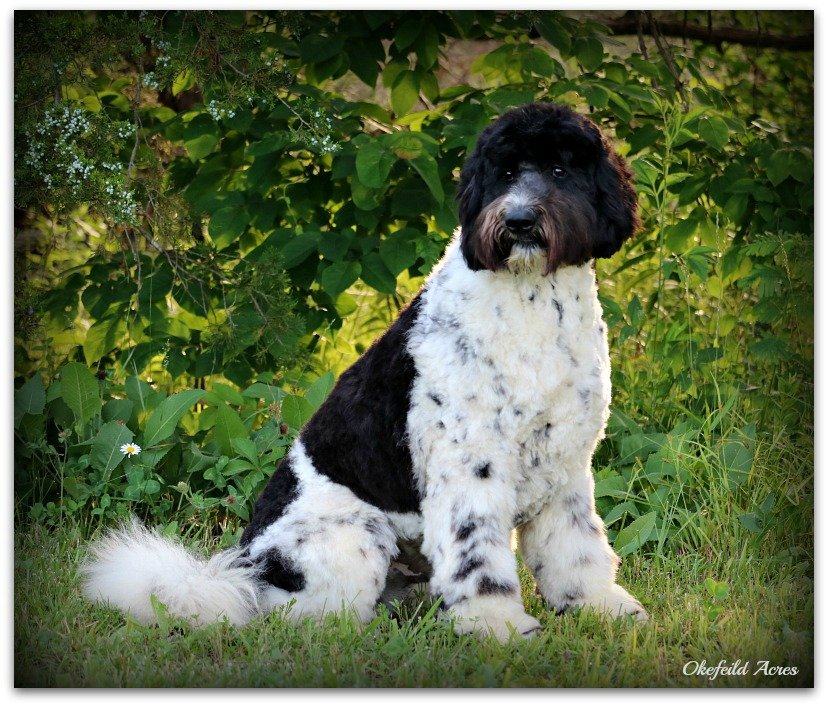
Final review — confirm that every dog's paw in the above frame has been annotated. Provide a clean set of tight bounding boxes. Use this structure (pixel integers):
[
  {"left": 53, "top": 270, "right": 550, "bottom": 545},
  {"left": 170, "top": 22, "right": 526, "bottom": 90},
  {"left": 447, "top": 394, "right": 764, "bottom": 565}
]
[
  {"left": 448, "top": 595, "right": 542, "bottom": 643},
  {"left": 577, "top": 583, "right": 648, "bottom": 621}
]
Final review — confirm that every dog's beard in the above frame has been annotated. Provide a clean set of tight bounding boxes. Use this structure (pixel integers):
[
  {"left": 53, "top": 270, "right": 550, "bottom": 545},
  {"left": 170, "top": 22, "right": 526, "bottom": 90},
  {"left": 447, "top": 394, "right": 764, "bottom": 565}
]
[
  {"left": 470, "top": 194, "right": 595, "bottom": 275},
  {"left": 506, "top": 243, "right": 548, "bottom": 275}
]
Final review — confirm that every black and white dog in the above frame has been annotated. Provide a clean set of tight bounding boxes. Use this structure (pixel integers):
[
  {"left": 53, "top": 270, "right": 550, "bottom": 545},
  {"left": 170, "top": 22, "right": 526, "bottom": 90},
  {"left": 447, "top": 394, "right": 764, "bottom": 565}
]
[{"left": 82, "top": 102, "right": 647, "bottom": 641}]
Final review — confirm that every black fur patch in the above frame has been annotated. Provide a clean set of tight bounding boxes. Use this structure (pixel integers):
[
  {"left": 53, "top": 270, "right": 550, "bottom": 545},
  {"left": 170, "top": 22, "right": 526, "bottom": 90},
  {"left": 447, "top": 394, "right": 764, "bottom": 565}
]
[
  {"left": 453, "top": 554, "right": 484, "bottom": 582},
  {"left": 475, "top": 462, "right": 492, "bottom": 479},
  {"left": 259, "top": 547, "right": 306, "bottom": 593},
  {"left": 455, "top": 520, "right": 477, "bottom": 542},
  {"left": 237, "top": 458, "right": 307, "bottom": 591},
  {"left": 241, "top": 457, "right": 300, "bottom": 546},
  {"left": 297, "top": 295, "right": 425, "bottom": 513},
  {"left": 477, "top": 576, "right": 516, "bottom": 595}
]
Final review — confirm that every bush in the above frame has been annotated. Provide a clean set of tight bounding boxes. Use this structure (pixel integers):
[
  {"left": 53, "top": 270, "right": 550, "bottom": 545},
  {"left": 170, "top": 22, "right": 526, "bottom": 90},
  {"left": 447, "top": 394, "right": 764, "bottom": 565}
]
[{"left": 14, "top": 11, "right": 813, "bottom": 552}]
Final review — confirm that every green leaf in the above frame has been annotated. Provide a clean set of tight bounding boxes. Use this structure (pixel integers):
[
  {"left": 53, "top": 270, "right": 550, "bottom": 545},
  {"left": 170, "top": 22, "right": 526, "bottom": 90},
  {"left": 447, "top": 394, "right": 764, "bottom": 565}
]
[
  {"left": 594, "top": 474, "right": 628, "bottom": 499},
  {"left": 320, "top": 261, "right": 362, "bottom": 298},
  {"left": 142, "top": 478, "right": 161, "bottom": 496},
  {"left": 627, "top": 123, "right": 662, "bottom": 154},
  {"left": 221, "top": 489, "right": 249, "bottom": 521},
  {"left": 391, "top": 70, "right": 420, "bottom": 116},
  {"left": 351, "top": 179, "right": 382, "bottom": 211},
  {"left": 643, "top": 453, "right": 678, "bottom": 482},
  {"left": 617, "top": 432, "right": 665, "bottom": 465},
  {"left": 603, "top": 501, "right": 640, "bottom": 527},
  {"left": 230, "top": 437, "right": 259, "bottom": 464},
  {"left": 664, "top": 219, "right": 698, "bottom": 253},
  {"left": 614, "top": 511, "right": 657, "bottom": 557},
  {"left": 409, "top": 153, "right": 444, "bottom": 203},
  {"left": 102, "top": 397, "right": 134, "bottom": 424},
  {"left": 205, "top": 382, "right": 245, "bottom": 406},
  {"left": 281, "top": 232, "right": 321, "bottom": 268},
  {"left": 723, "top": 192, "right": 749, "bottom": 223},
  {"left": 90, "top": 421, "right": 134, "bottom": 477},
  {"left": 394, "top": 18, "right": 421, "bottom": 50},
  {"left": 738, "top": 513, "right": 762, "bottom": 533},
  {"left": 698, "top": 115, "right": 730, "bottom": 151},
  {"left": 223, "top": 459, "right": 255, "bottom": 476},
  {"left": 304, "top": 371, "right": 336, "bottom": 408},
  {"left": 183, "top": 114, "right": 220, "bottom": 161},
  {"left": 580, "top": 82, "right": 610, "bottom": 108},
  {"left": 520, "top": 45, "right": 559, "bottom": 78},
  {"left": 537, "top": 15, "right": 572, "bottom": 55},
  {"left": 125, "top": 376, "right": 154, "bottom": 412},
  {"left": 143, "top": 389, "right": 205, "bottom": 448},
  {"left": 356, "top": 139, "right": 397, "bottom": 188},
  {"left": 208, "top": 207, "right": 248, "bottom": 250},
  {"left": 137, "top": 261, "right": 174, "bottom": 309},
  {"left": 719, "top": 440, "right": 754, "bottom": 488},
  {"left": 280, "top": 394, "right": 316, "bottom": 430},
  {"left": 380, "top": 236, "right": 418, "bottom": 275},
  {"left": 347, "top": 40, "right": 382, "bottom": 87},
  {"left": 59, "top": 362, "right": 101, "bottom": 425},
  {"left": 241, "top": 383, "right": 286, "bottom": 404},
  {"left": 760, "top": 492, "right": 776, "bottom": 515},
  {"left": 319, "top": 230, "right": 354, "bottom": 263},
  {"left": 244, "top": 131, "right": 289, "bottom": 157},
  {"left": 767, "top": 147, "right": 812, "bottom": 186},
  {"left": 134, "top": 446, "right": 171, "bottom": 471},
  {"left": 299, "top": 34, "right": 344, "bottom": 64},
  {"left": 685, "top": 252, "right": 712, "bottom": 281},
  {"left": 212, "top": 400, "right": 248, "bottom": 456},
  {"left": 387, "top": 132, "right": 429, "bottom": 160},
  {"left": 572, "top": 36, "right": 604, "bottom": 72},
  {"left": 704, "top": 578, "right": 729, "bottom": 601},
  {"left": 172, "top": 69, "right": 196, "bottom": 96},
  {"left": 15, "top": 374, "right": 46, "bottom": 429},
  {"left": 360, "top": 252, "right": 398, "bottom": 293},
  {"left": 83, "top": 316, "right": 126, "bottom": 366}
]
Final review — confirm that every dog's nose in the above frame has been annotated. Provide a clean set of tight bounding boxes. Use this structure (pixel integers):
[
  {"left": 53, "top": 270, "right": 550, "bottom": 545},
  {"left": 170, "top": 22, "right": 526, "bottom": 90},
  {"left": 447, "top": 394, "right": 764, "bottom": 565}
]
[{"left": 504, "top": 207, "right": 537, "bottom": 235}]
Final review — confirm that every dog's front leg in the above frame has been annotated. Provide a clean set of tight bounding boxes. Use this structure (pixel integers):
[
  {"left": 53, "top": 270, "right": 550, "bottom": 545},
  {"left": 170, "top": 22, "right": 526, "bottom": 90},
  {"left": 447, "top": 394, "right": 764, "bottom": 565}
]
[
  {"left": 421, "top": 468, "right": 541, "bottom": 642},
  {"left": 517, "top": 468, "right": 647, "bottom": 621}
]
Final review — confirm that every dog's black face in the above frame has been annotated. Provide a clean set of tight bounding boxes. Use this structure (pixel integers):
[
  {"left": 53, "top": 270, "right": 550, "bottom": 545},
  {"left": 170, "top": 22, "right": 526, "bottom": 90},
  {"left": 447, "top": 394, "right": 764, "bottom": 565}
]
[{"left": 457, "top": 103, "right": 640, "bottom": 273}]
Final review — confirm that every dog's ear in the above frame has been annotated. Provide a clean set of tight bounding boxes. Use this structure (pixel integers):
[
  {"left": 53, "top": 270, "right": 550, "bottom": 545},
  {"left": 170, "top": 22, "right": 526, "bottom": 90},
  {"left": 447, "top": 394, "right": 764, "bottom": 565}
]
[
  {"left": 592, "top": 141, "right": 640, "bottom": 259},
  {"left": 457, "top": 149, "right": 488, "bottom": 271}
]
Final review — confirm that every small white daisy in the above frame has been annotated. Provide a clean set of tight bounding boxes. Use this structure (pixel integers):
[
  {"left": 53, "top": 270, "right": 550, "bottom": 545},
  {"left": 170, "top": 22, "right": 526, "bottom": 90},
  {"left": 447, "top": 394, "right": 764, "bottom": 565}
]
[{"left": 120, "top": 442, "right": 141, "bottom": 457}]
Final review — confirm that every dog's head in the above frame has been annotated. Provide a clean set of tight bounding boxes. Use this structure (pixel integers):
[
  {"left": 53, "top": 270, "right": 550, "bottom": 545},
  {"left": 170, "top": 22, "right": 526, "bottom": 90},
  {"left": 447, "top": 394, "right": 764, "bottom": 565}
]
[{"left": 457, "top": 103, "right": 639, "bottom": 274}]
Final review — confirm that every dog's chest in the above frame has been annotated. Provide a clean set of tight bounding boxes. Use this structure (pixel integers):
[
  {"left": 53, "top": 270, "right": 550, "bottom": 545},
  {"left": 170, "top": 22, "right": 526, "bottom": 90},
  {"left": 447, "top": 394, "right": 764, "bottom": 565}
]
[{"left": 406, "top": 252, "right": 611, "bottom": 510}]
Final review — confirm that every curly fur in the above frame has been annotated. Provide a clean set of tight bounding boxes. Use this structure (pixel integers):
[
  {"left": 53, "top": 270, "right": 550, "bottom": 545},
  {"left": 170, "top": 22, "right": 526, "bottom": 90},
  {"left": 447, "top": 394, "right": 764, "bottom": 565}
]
[{"left": 81, "top": 102, "right": 647, "bottom": 641}]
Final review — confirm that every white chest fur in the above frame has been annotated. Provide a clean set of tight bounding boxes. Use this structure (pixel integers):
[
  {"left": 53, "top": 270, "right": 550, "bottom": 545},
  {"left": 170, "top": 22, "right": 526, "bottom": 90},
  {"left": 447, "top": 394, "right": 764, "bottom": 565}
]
[{"left": 405, "top": 240, "right": 612, "bottom": 524}]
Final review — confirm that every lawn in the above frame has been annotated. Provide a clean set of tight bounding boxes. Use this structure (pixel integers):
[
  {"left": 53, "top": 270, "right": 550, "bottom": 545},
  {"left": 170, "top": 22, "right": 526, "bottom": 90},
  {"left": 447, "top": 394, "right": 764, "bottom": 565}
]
[{"left": 14, "top": 516, "right": 812, "bottom": 688}]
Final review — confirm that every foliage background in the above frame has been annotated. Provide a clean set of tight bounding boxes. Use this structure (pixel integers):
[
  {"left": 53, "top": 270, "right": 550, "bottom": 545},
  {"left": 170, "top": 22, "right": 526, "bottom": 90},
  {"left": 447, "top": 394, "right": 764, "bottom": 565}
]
[{"left": 12, "top": 9, "right": 814, "bottom": 687}]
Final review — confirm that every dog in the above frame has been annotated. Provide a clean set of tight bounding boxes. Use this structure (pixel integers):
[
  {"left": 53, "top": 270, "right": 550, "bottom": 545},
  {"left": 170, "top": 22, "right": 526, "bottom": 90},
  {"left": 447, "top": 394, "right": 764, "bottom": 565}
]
[{"left": 82, "top": 102, "right": 647, "bottom": 642}]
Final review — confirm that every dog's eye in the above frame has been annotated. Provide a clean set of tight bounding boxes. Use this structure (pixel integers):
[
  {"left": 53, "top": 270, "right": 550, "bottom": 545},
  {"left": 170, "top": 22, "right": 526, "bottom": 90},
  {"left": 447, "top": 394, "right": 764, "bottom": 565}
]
[
  {"left": 503, "top": 170, "right": 515, "bottom": 182},
  {"left": 552, "top": 165, "right": 567, "bottom": 179}
]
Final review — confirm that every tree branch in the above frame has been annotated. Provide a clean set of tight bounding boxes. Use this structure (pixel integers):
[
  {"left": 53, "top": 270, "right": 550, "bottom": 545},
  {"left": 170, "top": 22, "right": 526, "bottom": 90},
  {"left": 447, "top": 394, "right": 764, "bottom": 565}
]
[{"left": 601, "top": 12, "right": 813, "bottom": 52}]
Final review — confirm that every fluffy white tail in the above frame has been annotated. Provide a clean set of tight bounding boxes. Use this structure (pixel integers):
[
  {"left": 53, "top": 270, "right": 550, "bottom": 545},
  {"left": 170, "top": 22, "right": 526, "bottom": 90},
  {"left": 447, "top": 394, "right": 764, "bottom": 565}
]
[{"left": 80, "top": 519, "right": 260, "bottom": 626}]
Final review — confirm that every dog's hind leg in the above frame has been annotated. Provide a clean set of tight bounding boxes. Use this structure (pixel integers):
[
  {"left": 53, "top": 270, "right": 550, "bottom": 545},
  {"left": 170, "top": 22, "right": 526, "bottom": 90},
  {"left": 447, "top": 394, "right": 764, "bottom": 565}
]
[{"left": 243, "top": 441, "right": 398, "bottom": 624}]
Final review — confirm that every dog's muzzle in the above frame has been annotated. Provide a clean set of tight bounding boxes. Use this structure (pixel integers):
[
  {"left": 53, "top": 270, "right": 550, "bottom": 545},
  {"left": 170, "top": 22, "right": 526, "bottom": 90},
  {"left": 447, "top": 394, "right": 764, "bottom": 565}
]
[{"left": 504, "top": 206, "right": 541, "bottom": 246}]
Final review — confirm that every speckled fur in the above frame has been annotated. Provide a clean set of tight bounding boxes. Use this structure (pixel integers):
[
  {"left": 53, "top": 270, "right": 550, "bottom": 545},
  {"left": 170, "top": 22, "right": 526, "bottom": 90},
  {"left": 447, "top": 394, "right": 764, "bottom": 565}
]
[{"left": 81, "top": 103, "right": 646, "bottom": 641}]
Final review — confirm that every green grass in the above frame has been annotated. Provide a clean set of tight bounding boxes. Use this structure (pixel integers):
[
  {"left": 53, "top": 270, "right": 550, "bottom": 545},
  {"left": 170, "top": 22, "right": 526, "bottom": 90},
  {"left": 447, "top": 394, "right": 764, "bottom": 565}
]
[{"left": 15, "top": 512, "right": 812, "bottom": 688}]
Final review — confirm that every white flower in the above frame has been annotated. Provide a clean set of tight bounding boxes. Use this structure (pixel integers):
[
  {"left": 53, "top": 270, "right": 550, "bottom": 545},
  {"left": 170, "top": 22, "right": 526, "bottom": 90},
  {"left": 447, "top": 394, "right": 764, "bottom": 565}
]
[{"left": 120, "top": 442, "right": 142, "bottom": 457}]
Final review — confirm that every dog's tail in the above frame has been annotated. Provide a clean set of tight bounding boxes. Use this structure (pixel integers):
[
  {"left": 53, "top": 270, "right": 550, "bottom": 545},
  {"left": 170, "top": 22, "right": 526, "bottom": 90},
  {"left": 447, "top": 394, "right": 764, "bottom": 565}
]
[{"left": 80, "top": 518, "right": 260, "bottom": 626}]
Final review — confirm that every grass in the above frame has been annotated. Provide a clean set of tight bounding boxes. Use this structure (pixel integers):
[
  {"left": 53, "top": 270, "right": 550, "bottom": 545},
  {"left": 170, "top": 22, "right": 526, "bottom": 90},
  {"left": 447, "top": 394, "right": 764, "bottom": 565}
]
[{"left": 14, "top": 511, "right": 813, "bottom": 688}]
